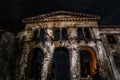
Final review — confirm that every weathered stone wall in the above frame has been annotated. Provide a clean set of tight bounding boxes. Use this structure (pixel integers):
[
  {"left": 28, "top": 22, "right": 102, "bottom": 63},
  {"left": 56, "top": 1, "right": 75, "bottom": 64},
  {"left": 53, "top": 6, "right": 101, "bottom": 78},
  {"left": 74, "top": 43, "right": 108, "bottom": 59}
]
[
  {"left": 16, "top": 12, "right": 120, "bottom": 80},
  {"left": 16, "top": 20, "right": 113, "bottom": 80},
  {"left": 100, "top": 27, "right": 120, "bottom": 80}
]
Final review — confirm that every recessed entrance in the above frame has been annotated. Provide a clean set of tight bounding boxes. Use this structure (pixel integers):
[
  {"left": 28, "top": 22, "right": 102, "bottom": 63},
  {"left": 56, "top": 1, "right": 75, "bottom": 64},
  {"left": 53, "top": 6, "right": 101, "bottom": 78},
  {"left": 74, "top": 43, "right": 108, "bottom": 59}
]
[
  {"left": 80, "top": 47, "right": 97, "bottom": 78},
  {"left": 49, "top": 47, "right": 70, "bottom": 80}
]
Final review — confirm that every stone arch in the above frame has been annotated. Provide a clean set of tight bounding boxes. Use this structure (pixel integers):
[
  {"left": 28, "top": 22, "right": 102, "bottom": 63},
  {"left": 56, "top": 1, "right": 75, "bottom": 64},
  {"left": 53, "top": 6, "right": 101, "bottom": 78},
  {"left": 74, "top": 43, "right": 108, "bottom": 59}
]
[
  {"left": 80, "top": 46, "right": 97, "bottom": 77},
  {"left": 27, "top": 48, "right": 44, "bottom": 80},
  {"left": 49, "top": 47, "right": 70, "bottom": 80}
]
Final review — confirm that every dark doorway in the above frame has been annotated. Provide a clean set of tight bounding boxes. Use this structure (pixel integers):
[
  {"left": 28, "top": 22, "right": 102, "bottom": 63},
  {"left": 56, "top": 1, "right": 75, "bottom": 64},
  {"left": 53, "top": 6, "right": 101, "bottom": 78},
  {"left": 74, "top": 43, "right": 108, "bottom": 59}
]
[
  {"left": 29, "top": 48, "right": 43, "bottom": 80},
  {"left": 51, "top": 47, "right": 70, "bottom": 80},
  {"left": 79, "top": 47, "right": 97, "bottom": 79},
  {"left": 80, "top": 50, "right": 91, "bottom": 77}
]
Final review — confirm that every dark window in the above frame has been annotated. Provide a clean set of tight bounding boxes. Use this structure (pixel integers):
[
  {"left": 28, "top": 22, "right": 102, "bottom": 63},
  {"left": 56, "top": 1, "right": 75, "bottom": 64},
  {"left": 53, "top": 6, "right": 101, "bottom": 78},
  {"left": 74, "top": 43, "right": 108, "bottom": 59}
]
[
  {"left": 107, "top": 35, "right": 117, "bottom": 44},
  {"left": 54, "top": 29, "right": 60, "bottom": 41},
  {"left": 30, "top": 48, "right": 43, "bottom": 80},
  {"left": 84, "top": 28, "right": 91, "bottom": 38},
  {"left": 77, "top": 28, "right": 84, "bottom": 39},
  {"left": 32, "top": 29, "right": 38, "bottom": 41},
  {"left": 62, "top": 28, "right": 68, "bottom": 40},
  {"left": 39, "top": 28, "right": 46, "bottom": 42},
  {"left": 80, "top": 50, "right": 90, "bottom": 77}
]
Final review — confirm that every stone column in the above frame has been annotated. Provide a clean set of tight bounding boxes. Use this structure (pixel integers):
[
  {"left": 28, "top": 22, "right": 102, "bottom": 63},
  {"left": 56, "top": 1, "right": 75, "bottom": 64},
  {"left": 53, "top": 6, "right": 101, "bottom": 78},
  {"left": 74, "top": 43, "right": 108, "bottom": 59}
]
[
  {"left": 41, "top": 41, "right": 55, "bottom": 80},
  {"left": 41, "top": 26, "right": 54, "bottom": 80},
  {"left": 46, "top": 28, "right": 54, "bottom": 41},
  {"left": 67, "top": 27, "right": 80, "bottom": 80},
  {"left": 93, "top": 27, "right": 109, "bottom": 78},
  {"left": 92, "top": 27, "right": 103, "bottom": 63},
  {"left": 89, "top": 27, "right": 95, "bottom": 39},
  {"left": 96, "top": 41, "right": 105, "bottom": 67},
  {"left": 68, "top": 28, "right": 77, "bottom": 39},
  {"left": 117, "top": 35, "right": 120, "bottom": 44},
  {"left": 92, "top": 27, "right": 100, "bottom": 39},
  {"left": 25, "top": 28, "right": 33, "bottom": 41},
  {"left": 68, "top": 42, "right": 80, "bottom": 80}
]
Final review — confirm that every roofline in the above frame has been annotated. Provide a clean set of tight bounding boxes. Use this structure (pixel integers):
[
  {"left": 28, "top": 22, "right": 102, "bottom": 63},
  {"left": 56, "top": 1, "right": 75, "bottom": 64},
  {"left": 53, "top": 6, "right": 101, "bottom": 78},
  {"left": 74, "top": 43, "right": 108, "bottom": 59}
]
[
  {"left": 23, "top": 10, "right": 100, "bottom": 23},
  {"left": 99, "top": 25, "right": 120, "bottom": 28},
  {"left": 23, "top": 18, "right": 99, "bottom": 24}
]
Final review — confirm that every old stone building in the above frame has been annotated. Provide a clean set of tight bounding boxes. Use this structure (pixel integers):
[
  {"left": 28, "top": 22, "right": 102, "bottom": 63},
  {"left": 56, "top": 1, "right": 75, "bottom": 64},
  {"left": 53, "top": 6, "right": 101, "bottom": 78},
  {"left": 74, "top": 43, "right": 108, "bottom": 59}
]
[{"left": 16, "top": 11, "right": 120, "bottom": 80}]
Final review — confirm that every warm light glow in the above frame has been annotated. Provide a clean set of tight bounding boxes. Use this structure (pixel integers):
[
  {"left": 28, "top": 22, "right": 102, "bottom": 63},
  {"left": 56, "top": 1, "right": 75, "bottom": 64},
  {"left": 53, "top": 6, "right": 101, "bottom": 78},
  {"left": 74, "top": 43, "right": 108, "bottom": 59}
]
[{"left": 80, "top": 46, "right": 97, "bottom": 76}]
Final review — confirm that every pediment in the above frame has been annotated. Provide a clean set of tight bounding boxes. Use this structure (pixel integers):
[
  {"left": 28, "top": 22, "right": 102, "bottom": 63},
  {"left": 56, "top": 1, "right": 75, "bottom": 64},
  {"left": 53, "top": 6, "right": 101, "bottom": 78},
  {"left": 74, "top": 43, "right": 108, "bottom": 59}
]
[{"left": 23, "top": 11, "right": 100, "bottom": 23}]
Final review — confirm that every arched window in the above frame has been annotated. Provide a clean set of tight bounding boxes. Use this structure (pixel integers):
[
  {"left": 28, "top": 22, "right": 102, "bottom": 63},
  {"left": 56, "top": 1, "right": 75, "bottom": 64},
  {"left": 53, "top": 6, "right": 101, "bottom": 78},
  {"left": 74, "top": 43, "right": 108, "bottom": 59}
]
[
  {"left": 77, "top": 28, "right": 84, "bottom": 39},
  {"left": 50, "top": 48, "right": 70, "bottom": 80},
  {"left": 84, "top": 28, "right": 91, "bottom": 38},
  {"left": 62, "top": 28, "right": 68, "bottom": 40},
  {"left": 32, "top": 29, "right": 38, "bottom": 41},
  {"left": 54, "top": 28, "right": 60, "bottom": 41},
  {"left": 39, "top": 28, "right": 46, "bottom": 42},
  {"left": 29, "top": 48, "right": 43, "bottom": 80},
  {"left": 54, "top": 28, "right": 68, "bottom": 41}
]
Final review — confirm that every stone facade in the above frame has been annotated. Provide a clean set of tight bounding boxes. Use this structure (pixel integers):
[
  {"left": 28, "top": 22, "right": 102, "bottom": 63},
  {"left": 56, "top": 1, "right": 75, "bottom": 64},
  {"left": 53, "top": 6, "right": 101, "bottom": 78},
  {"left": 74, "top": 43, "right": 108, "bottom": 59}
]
[{"left": 16, "top": 11, "right": 120, "bottom": 80}]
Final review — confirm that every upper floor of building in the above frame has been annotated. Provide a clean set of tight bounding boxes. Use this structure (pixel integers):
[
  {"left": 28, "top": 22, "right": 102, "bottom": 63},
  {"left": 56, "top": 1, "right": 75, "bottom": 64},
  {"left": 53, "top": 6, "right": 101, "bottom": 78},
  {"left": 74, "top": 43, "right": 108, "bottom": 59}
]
[{"left": 17, "top": 11, "right": 120, "bottom": 46}]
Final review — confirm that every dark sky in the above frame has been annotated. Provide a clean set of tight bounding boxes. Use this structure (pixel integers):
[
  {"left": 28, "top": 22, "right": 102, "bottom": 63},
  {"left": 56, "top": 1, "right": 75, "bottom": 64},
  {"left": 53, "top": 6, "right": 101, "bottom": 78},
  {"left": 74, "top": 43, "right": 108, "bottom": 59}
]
[{"left": 0, "top": 0, "right": 120, "bottom": 32}]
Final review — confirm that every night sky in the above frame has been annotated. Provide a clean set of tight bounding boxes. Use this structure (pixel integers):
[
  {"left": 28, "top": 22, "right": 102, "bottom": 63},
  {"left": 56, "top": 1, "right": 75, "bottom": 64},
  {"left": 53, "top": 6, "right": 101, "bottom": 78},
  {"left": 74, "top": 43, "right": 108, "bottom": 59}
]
[{"left": 0, "top": 0, "right": 120, "bottom": 32}]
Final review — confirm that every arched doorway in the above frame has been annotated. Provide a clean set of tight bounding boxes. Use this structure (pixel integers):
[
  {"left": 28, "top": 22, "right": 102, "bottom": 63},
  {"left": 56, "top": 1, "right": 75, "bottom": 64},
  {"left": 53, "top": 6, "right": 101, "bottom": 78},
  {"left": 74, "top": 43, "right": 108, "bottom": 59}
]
[
  {"left": 28, "top": 48, "right": 44, "bottom": 80},
  {"left": 80, "top": 47, "right": 97, "bottom": 78},
  {"left": 50, "top": 47, "right": 70, "bottom": 80}
]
